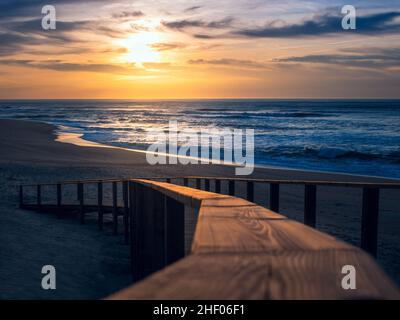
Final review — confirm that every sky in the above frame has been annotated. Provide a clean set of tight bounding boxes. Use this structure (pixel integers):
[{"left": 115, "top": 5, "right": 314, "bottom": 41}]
[{"left": 0, "top": 0, "right": 399, "bottom": 99}]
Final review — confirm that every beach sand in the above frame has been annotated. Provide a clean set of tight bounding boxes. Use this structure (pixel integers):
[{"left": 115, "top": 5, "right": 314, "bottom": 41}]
[{"left": 0, "top": 119, "right": 399, "bottom": 299}]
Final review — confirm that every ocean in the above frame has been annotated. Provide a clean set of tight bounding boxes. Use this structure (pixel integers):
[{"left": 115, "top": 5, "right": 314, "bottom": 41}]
[{"left": 1, "top": 99, "right": 400, "bottom": 179}]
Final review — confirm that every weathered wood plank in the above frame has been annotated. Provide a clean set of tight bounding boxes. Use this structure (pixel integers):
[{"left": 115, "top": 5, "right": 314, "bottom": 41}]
[
  {"left": 191, "top": 216, "right": 349, "bottom": 254},
  {"left": 107, "top": 179, "right": 399, "bottom": 300},
  {"left": 108, "top": 250, "right": 400, "bottom": 300}
]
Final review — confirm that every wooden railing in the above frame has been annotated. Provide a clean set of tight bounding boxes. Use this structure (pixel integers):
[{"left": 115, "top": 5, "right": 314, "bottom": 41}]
[
  {"left": 19, "top": 176, "right": 400, "bottom": 257},
  {"left": 109, "top": 179, "right": 399, "bottom": 299},
  {"left": 174, "top": 176, "right": 400, "bottom": 258},
  {"left": 18, "top": 176, "right": 400, "bottom": 299}
]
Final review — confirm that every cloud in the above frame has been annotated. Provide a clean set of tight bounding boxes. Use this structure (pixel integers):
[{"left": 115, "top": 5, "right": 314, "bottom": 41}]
[
  {"left": 184, "top": 6, "right": 202, "bottom": 13},
  {"left": 112, "top": 11, "right": 144, "bottom": 19},
  {"left": 150, "top": 42, "right": 186, "bottom": 51},
  {"left": 0, "top": 18, "right": 91, "bottom": 56},
  {"left": 235, "top": 11, "right": 400, "bottom": 38},
  {"left": 274, "top": 47, "right": 400, "bottom": 69},
  {"left": 0, "top": 0, "right": 103, "bottom": 19},
  {"left": 188, "top": 58, "right": 268, "bottom": 69},
  {"left": 0, "top": 59, "right": 136, "bottom": 74},
  {"left": 161, "top": 17, "right": 234, "bottom": 31}
]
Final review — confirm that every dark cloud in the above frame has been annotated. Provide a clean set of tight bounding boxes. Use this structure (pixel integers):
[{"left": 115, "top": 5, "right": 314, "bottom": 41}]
[
  {"left": 162, "top": 17, "right": 233, "bottom": 31},
  {"left": 235, "top": 11, "right": 400, "bottom": 38},
  {"left": 184, "top": 6, "right": 202, "bottom": 13},
  {"left": 274, "top": 47, "right": 400, "bottom": 69},
  {"left": 0, "top": 59, "right": 134, "bottom": 74},
  {"left": 0, "top": 0, "right": 102, "bottom": 19},
  {"left": 151, "top": 42, "right": 186, "bottom": 51},
  {"left": 188, "top": 58, "right": 267, "bottom": 69},
  {"left": 193, "top": 33, "right": 215, "bottom": 39},
  {"left": 112, "top": 11, "right": 144, "bottom": 19},
  {"left": 0, "top": 18, "right": 90, "bottom": 56}
]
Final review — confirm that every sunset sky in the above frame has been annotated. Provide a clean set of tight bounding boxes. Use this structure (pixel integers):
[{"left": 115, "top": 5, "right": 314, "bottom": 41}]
[{"left": 0, "top": 0, "right": 399, "bottom": 99}]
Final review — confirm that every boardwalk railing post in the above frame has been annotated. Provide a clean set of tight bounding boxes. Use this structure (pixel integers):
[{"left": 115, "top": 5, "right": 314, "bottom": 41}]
[
  {"left": 78, "top": 183, "right": 84, "bottom": 224},
  {"left": 37, "top": 185, "right": 41, "bottom": 208},
  {"left": 98, "top": 182, "right": 103, "bottom": 230},
  {"left": 123, "top": 181, "right": 129, "bottom": 245},
  {"left": 56, "top": 184, "right": 62, "bottom": 217},
  {"left": 304, "top": 184, "right": 317, "bottom": 228},
  {"left": 151, "top": 189, "right": 167, "bottom": 273},
  {"left": 196, "top": 178, "right": 201, "bottom": 190},
  {"left": 165, "top": 196, "right": 185, "bottom": 265},
  {"left": 215, "top": 179, "right": 221, "bottom": 194},
  {"left": 361, "top": 187, "right": 380, "bottom": 257},
  {"left": 205, "top": 179, "right": 210, "bottom": 191},
  {"left": 112, "top": 181, "right": 118, "bottom": 235},
  {"left": 228, "top": 180, "right": 235, "bottom": 196},
  {"left": 270, "top": 183, "right": 280, "bottom": 212},
  {"left": 128, "top": 181, "right": 138, "bottom": 280},
  {"left": 246, "top": 181, "right": 254, "bottom": 202},
  {"left": 19, "top": 185, "right": 24, "bottom": 208}
]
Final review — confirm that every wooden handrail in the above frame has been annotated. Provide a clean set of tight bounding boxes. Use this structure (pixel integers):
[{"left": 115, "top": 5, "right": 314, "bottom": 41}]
[
  {"left": 107, "top": 179, "right": 399, "bottom": 299},
  {"left": 19, "top": 176, "right": 400, "bottom": 189}
]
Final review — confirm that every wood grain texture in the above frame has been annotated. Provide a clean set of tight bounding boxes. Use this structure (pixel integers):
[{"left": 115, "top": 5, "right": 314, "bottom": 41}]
[
  {"left": 102, "top": 180, "right": 400, "bottom": 299},
  {"left": 108, "top": 250, "right": 400, "bottom": 300}
]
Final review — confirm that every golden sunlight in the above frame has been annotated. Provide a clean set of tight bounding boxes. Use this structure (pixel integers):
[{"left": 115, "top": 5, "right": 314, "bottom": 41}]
[{"left": 118, "top": 32, "right": 161, "bottom": 64}]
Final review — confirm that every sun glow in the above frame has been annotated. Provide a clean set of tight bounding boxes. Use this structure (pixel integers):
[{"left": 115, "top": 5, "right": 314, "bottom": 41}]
[{"left": 119, "top": 32, "right": 161, "bottom": 64}]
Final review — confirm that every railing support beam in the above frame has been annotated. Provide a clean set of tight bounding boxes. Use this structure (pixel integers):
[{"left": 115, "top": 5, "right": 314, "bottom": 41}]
[
  {"left": 112, "top": 182, "right": 118, "bottom": 235},
  {"left": 215, "top": 179, "right": 221, "bottom": 194},
  {"left": 228, "top": 180, "right": 235, "bottom": 196},
  {"left": 98, "top": 182, "right": 103, "bottom": 230},
  {"left": 123, "top": 181, "right": 129, "bottom": 244},
  {"left": 361, "top": 187, "right": 380, "bottom": 257},
  {"left": 304, "top": 185, "right": 317, "bottom": 228},
  {"left": 270, "top": 183, "right": 280, "bottom": 212},
  {"left": 246, "top": 181, "right": 254, "bottom": 202}
]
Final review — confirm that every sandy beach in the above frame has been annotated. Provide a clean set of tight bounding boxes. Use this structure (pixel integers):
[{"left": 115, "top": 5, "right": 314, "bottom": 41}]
[{"left": 1, "top": 119, "right": 399, "bottom": 299}]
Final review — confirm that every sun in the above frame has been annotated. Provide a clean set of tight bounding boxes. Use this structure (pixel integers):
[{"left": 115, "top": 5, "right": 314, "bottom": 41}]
[{"left": 118, "top": 32, "right": 161, "bottom": 64}]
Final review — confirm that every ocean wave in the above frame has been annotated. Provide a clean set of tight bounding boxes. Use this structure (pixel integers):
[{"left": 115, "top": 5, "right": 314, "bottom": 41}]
[
  {"left": 184, "top": 111, "right": 330, "bottom": 119},
  {"left": 258, "top": 146, "right": 400, "bottom": 163}
]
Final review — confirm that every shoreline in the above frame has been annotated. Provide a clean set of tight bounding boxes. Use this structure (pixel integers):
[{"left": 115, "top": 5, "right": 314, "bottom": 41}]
[{"left": 53, "top": 121, "right": 400, "bottom": 182}]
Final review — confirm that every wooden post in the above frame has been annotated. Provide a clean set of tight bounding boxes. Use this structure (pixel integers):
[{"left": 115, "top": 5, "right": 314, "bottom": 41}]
[
  {"left": 215, "top": 179, "right": 221, "bottom": 194},
  {"left": 361, "top": 187, "right": 380, "bottom": 257},
  {"left": 151, "top": 189, "right": 167, "bottom": 274},
  {"left": 128, "top": 181, "right": 138, "bottom": 279},
  {"left": 228, "top": 180, "right": 235, "bottom": 196},
  {"left": 183, "top": 178, "right": 189, "bottom": 187},
  {"left": 98, "top": 182, "right": 103, "bottom": 230},
  {"left": 123, "top": 181, "right": 129, "bottom": 245},
  {"left": 246, "top": 181, "right": 254, "bottom": 202},
  {"left": 165, "top": 196, "right": 185, "bottom": 265},
  {"left": 196, "top": 178, "right": 201, "bottom": 190},
  {"left": 19, "top": 186, "right": 24, "bottom": 208},
  {"left": 304, "top": 185, "right": 317, "bottom": 228},
  {"left": 270, "top": 183, "right": 280, "bottom": 212},
  {"left": 37, "top": 185, "right": 41, "bottom": 207},
  {"left": 112, "top": 182, "right": 118, "bottom": 235},
  {"left": 78, "top": 183, "right": 84, "bottom": 224},
  {"left": 205, "top": 179, "right": 210, "bottom": 191}
]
